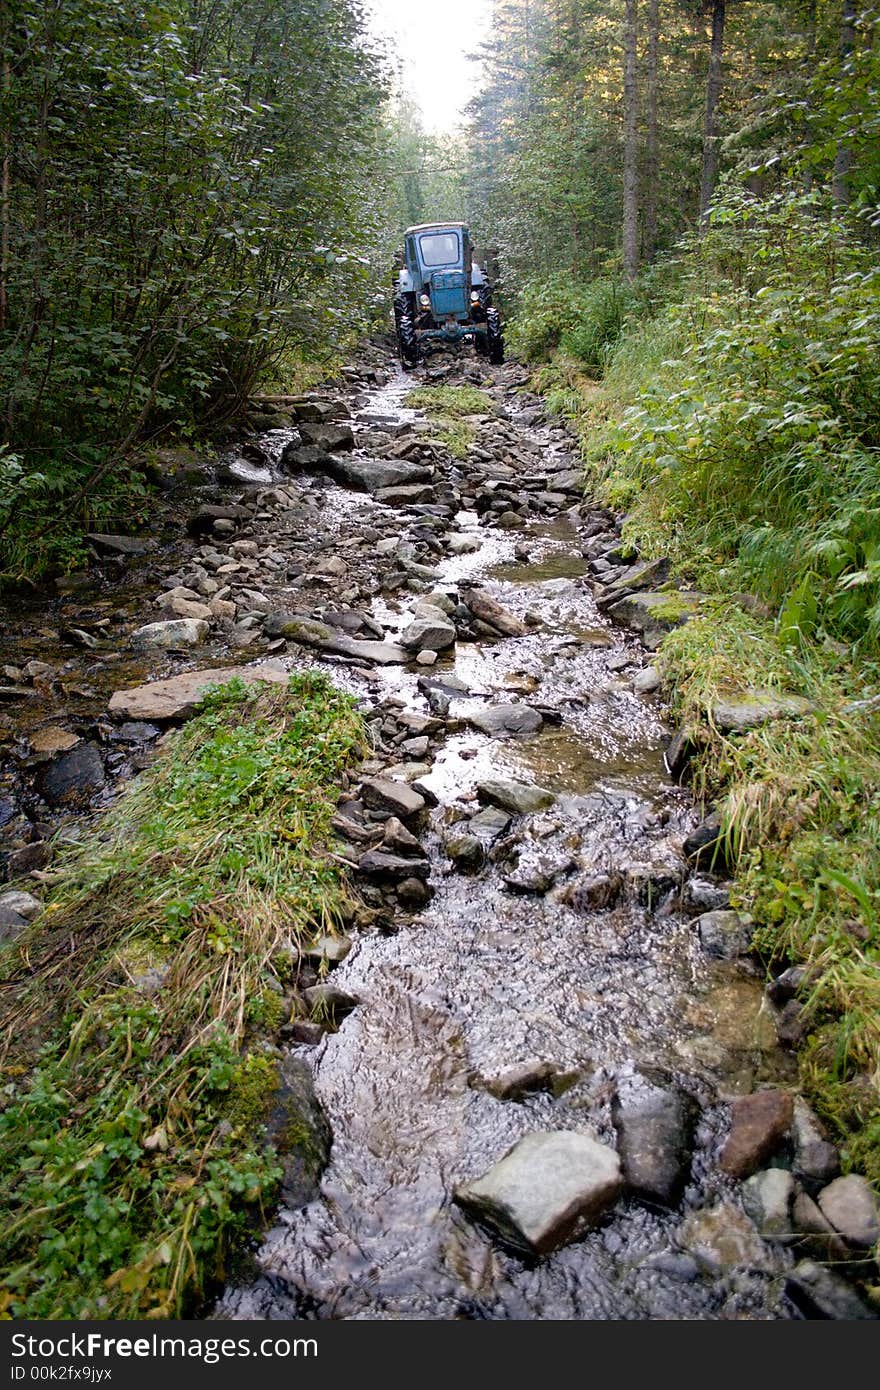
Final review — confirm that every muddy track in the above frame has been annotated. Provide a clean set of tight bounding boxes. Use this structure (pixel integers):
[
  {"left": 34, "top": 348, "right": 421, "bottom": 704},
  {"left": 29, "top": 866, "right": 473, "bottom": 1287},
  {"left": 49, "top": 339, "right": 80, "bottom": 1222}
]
[{"left": 1, "top": 349, "right": 868, "bottom": 1321}]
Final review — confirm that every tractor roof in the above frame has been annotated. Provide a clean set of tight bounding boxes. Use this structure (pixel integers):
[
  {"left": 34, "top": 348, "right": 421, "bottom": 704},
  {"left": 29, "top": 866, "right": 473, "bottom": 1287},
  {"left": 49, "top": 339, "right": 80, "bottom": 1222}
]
[{"left": 405, "top": 222, "right": 468, "bottom": 236}]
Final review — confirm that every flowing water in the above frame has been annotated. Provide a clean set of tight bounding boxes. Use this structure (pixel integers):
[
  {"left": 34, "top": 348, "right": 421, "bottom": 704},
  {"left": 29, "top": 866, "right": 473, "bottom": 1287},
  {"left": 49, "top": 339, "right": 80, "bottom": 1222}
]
[{"left": 213, "top": 375, "right": 800, "bottom": 1321}]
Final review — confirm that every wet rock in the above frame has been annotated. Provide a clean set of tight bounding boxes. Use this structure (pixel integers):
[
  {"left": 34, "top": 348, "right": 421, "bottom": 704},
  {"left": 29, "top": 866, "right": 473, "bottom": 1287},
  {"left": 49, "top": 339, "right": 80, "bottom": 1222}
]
[
  {"left": 773, "top": 999, "right": 806, "bottom": 1047},
  {"left": 817, "top": 1174, "right": 880, "bottom": 1252},
  {"left": 301, "top": 982, "right": 358, "bottom": 1021},
  {"left": 0, "top": 890, "right": 42, "bottom": 921},
  {"left": 695, "top": 909, "right": 753, "bottom": 960},
  {"left": 791, "top": 1191, "right": 849, "bottom": 1261},
  {"left": 631, "top": 665, "right": 662, "bottom": 694},
  {"left": 326, "top": 457, "right": 433, "bottom": 492},
  {"left": 476, "top": 1060, "right": 575, "bottom": 1101},
  {"left": 445, "top": 834, "right": 485, "bottom": 873},
  {"left": 86, "top": 532, "right": 157, "bottom": 556},
  {"left": 357, "top": 849, "right": 431, "bottom": 882},
  {"left": 263, "top": 615, "right": 332, "bottom": 643},
  {"left": 38, "top": 743, "right": 105, "bottom": 809},
  {"left": 0, "top": 906, "right": 27, "bottom": 942},
  {"left": 719, "top": 1089, "right": 794, "bottom": 1178},
  {"left": 711, "top": 691, "right": 813, "bottom": 733},
  {"left": 400, "top": 611, "right": 456, "bottom": 653},
  {"left": 131, "top": 618, "right": 209, "bottom": 649},
  {"left": 741, "top": 1168, "right": 796, "bottom": 1239},
  {"left": 397, "top": 876, "right": 433, "bottom": 909},
  {"left": 460, "top": 588, "right": 527, "bottom": 637},
  {"left": 382, "top": 817, "right": 423, "bottom": 855},
  {"left": 360, "top": 777, "right": 426, "bottom": 822},
  {"left": 682, "top": 877, "right": 731, "bottom": 913},
  {"left": 466, "top": 704, "right": 543, "bottom": 737},
  {"left": 602, "top": 557, "right": 671, "bottom": 596},
  {"left": 562, "top": 872, "right": 623, "bottom": 912},
  {"left": 503, "top": 850, "right": 572, "bottom": 895},
  {"left": 611, "top": 1070, "right": 697, "bottom": 1207},
  {"left": 302, "top": 934, "right": 352, "bottom": 966},
  {"left": 267, "top": 1054, "right": 332, "bottom": 1208},
  {"left": 665, "top": 725, "right": 699, "bottom": 780},
  {"left": 376, "top": 483, "right": 436, "bottom": 507},
  {"left": 447, "top": 533, "right": 481, "bottom": 554},
  {"left": 327, "top": 636, "right": 409, "bottom": 665},
  {"left": 785, "top": 1261, "right": 878, "bottom": 1320},
  {"left": 607, "top": 590, "right": 704, "bottom": 649},
  {"left": 108, "top": 664, "right": 289, "bottom": 721},
  {"left": 29, "top": 727, "right": 81, "bottom": 759},
  {"left": 468, "top": 806, "right": 511, "bottom": 842},
  {"left": 767, "top": 964, "right": 810, "bottom": 1005},
  {"left": 298, "top": 422, "right": 355, "bottom": 452},
  {"left": 677, "top": 1202, "right": 775, "bottom": 1274},
  {"left": 289, "top": 1020, "right": 326, "bottom": 1046},
  {"left": 454, "top": 1131, "right": 623, "bottom": 1255},
  {"left": 187, "top": 504, "right": 250, "bottom": 536},
  {"left": 791, "top": 1097, "right": 840, "bottom": 1188},
  {"left": 683, "top": 812, "right": 730, "bottom": 872},
  {"left": 476, "top": 779, "right": 556, "bottom": 816}
]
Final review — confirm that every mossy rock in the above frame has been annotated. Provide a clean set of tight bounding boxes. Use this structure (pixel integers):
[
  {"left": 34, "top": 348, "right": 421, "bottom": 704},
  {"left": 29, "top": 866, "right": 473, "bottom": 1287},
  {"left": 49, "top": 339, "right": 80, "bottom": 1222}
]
[{"left": 266, "top": 1055, "right": 332, "bottom": 1207}]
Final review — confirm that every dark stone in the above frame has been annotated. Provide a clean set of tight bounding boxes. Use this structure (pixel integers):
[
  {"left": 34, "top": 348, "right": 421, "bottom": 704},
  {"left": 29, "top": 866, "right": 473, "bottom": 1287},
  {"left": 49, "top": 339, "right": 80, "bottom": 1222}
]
[
  {"left": 612, "top": 1070, "right": 697, "bottom": 1207},
  {"left": 683, "top": 813, "right": 730, "bottom": 872},
  {"left": 301, "top": 982, "right": 358, "bottom": 1021},
  {"left": 38, "top": 743, "right": 105, "bottom": 809},
  {"left": 785, "top": 1261, "right": 878, "bottom": 1319},
  {"left": 357, "top": 849, "right": 431, "bottom": 882},
  {"left": 562, "top": 872, "right": 623, "bottom": 912},
  {"left": 298, "top": 422, "right": 355, "bottom": 452},
  {"left": 396, "top": 876, "right": 433, "bottom": 908},
  {"left": 774, "top": 999, "right": 806, "bottom": 1046},
  {"left": 360, "top": 777, "right": 426, "bottom": 822},
  {"left": 266, "top": 1055, "right": 332, "bottom": 1208},
  {"left": 85, "top": 533, "right": 157, "bottom": 556},
  {"left": 186, "top": 504, "right": 251, "bottom": 535},
  {"left": 0, "top": 906, "right": 27, "bottom": 942},
  {"left": 767, "top": 964, "right": 809, "bottom": 1005}
]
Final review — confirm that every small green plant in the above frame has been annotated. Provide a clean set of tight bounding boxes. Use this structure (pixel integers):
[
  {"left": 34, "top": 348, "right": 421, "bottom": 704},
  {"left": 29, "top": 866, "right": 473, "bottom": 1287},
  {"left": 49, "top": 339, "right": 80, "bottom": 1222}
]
[{"left": 405, "top": 384, "right": 494, "bottom": 459}]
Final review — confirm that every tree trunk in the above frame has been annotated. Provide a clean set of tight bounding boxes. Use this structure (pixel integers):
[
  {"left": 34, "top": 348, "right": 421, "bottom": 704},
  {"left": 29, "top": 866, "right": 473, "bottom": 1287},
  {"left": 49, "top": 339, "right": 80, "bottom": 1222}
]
[
  {"left": 699, "top": 0, "right": 725, "bottom": 226},
  {"left": 623, "top": 0, "right": 639, "bottom": 280},
  {"left": 803, "top": 0, "right": 816, "bottom": 194},
  {"left": 644, "top": 0, "right": 660, "bottom": 262},
  {"left": 832, "top": 0, "right": 857, "bottom": 210}
]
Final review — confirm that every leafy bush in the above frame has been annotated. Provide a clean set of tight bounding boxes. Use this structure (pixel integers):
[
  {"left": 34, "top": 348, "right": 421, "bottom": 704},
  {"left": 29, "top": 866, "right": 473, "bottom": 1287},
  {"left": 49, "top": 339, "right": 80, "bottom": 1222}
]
[{"left": 510, "top": 274, "right": 639, "bottom": 365}]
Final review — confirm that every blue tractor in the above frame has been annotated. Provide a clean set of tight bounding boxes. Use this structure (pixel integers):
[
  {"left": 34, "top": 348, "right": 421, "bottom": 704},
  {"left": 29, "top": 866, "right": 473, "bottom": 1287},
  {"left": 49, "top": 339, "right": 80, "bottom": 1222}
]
[{"left": 393, "top": 222, "right": 504, "bottom": 369}]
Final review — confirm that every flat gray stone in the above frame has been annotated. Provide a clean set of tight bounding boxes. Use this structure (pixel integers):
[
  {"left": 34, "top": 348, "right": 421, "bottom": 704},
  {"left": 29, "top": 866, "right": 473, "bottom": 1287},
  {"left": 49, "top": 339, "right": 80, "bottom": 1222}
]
[
  {"left": 817, "top": 1174, "right": 880, "bottom": 1250},
  {"left": 86, "top": 532, "right": 157, "bottom": 555},
  {"left": 298, "top": 422, "right": 354, "bottom": 452},
  {"left": 400, "top": 612, "right": 457, "bottom": 652},
  {"left": 108, "top": 664, "right": 289, "bottom": 721},
  {"left": 0, "top": 891, "right": 42, "bottom": 921},
  {"left": 791, "top": 1097, "right": 840, "bottom": 1187},
  {"left": 607, "top": 590, "right": 704, "bottom": 649},
  {"left": 742, "top": 1168, "right": 796, "bottom": 1238},
  {"left": 329, "top": 456, "right": 432, "bottom": 492},
  {"left": 360, "top": 777, "right": 426, "bottom": 821},
  {"left": 466, "top": 703, "right": 543, "bottom": 737},
  {"left": 131, "top": 618, "right": 209, "bottom": 649},
  {"left": 454, "top": 1130, "right": 623, "bottom": 1255},
  {"left": 712, "top": 691, "right": 813, "bottom": 733},
  {"left": 357, "top": 849, "right": 431, "bottom": 882},
  {"left": 476, "top": 779, "right": 555, "bottom": 816},
  {"left": 461, "top": 589, "right": 526, "bottom": 637},
  {"left": 696, "top": 908, "right": 753, "bottom": 959}
]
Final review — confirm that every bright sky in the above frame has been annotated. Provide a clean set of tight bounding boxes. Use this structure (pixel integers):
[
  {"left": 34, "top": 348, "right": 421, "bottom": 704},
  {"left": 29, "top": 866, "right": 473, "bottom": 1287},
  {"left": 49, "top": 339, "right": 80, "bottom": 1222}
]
[{"left": 364, "top": 0, "right": 494, "bottom": 134}]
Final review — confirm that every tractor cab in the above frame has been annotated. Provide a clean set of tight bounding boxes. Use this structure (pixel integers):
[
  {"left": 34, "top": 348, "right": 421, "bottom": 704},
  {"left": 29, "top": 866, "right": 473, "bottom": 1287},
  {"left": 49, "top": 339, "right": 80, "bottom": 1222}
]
[{"left": 393, "top": 222, "right": 503, "bottom": 367}]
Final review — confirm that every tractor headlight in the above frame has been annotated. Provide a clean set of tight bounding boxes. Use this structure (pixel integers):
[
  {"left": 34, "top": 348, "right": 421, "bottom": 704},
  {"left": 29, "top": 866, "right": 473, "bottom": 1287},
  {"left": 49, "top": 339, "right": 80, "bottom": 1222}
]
[
  {"left": 419, "top": 293, "right": 430, "bottom": 309},
  {"left": 470, "top": 290, "right": 481, "bottom": 303}
]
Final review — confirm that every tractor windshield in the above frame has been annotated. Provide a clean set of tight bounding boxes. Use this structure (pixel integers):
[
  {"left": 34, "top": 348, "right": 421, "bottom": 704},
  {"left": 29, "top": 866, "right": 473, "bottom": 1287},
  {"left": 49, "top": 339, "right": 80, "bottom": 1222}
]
[{"left": 419, "top": 231, "right": 460, "bottom": 268}]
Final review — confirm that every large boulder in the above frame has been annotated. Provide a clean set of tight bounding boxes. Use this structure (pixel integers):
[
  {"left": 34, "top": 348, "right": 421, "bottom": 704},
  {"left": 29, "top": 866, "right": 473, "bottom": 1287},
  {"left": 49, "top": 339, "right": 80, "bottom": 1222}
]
[
  {"left": 131, "top": 618, "right": 209, "bottom": 650},
  {"left": 606, "top": 590, "right": 704, "bottom": 649},
  {"left": 466, "top": 704, "right": 543, "bottom": 737},
  {"left": 38, "top": 743, "right": 105, "bottom": 809},
  {"left": 454, "top": 1130, "right": 623, "bottom": 1255},
  {"left": 297, "top": 422, "right": 355, "bottom": 452},
  {"left": 328, "top": 457, "right": 433, "bottom": 493}
]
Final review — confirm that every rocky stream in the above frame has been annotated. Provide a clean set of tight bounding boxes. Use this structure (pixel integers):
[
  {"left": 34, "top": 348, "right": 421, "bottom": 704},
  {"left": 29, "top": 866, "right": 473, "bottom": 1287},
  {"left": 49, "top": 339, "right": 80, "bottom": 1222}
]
[{"left": 1, "top": 348, "right": 878, "bottom": 1321}]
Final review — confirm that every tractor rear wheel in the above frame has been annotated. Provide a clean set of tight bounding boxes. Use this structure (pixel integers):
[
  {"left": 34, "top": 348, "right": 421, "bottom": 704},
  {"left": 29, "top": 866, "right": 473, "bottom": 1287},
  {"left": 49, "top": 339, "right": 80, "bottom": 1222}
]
[{"left": 486, "top": 308, "right": 504, "bottom": 365}]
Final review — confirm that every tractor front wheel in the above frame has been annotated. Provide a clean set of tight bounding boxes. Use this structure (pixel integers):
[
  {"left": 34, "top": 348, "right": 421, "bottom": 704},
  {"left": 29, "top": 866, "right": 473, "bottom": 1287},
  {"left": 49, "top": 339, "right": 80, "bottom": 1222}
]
[{"left": 486, "top": 308, "right": 504, "bottom": 365}]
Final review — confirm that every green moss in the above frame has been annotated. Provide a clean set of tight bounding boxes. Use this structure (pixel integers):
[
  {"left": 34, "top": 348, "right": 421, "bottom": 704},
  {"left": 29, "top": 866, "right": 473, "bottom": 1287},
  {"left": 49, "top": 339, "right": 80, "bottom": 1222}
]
[{"left": 226, "top": 1054, "right": 281, "bottom": 1131}]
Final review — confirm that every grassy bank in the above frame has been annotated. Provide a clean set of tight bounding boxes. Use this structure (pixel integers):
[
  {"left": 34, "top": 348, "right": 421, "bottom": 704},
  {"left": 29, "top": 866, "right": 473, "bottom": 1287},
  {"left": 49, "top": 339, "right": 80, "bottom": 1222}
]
[
  {"left": 516, "top": 192, "right": 880, "bottom": 1186},
  {"left": 0, "top": 672, "right": 363, "bottom": 1318}
]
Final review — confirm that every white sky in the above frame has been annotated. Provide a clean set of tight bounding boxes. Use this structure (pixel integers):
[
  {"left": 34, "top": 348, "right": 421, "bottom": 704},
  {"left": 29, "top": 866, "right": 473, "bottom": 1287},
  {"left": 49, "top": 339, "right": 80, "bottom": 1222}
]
[{"left": 364, "top": 0, "right": 493, "bottom": 134}]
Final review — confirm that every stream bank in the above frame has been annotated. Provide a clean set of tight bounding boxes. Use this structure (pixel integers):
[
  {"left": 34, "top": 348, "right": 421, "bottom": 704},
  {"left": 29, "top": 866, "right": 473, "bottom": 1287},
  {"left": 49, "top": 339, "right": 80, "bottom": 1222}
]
[{"left": 1, "top": 348, "right": 877, "bottom": 1319}]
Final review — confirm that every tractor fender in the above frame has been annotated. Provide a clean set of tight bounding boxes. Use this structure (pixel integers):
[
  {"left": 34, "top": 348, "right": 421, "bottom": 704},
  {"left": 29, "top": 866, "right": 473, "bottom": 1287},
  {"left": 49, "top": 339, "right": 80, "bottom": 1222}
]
[{"left": 396, "top": 268, "right": 414, "bottom": 293}]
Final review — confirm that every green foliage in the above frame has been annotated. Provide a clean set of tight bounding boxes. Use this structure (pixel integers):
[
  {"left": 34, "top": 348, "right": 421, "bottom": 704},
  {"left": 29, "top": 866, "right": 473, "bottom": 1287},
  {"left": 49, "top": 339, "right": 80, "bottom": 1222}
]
[
  {"left": 0, "top": 672, "right": 363, "bottom": 1318},
  {"left": 1, "top": 0, "right": 388, "bottom": 579},
  {"left": 510, "top": 274, "right": 638, "bottom": 364}
]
